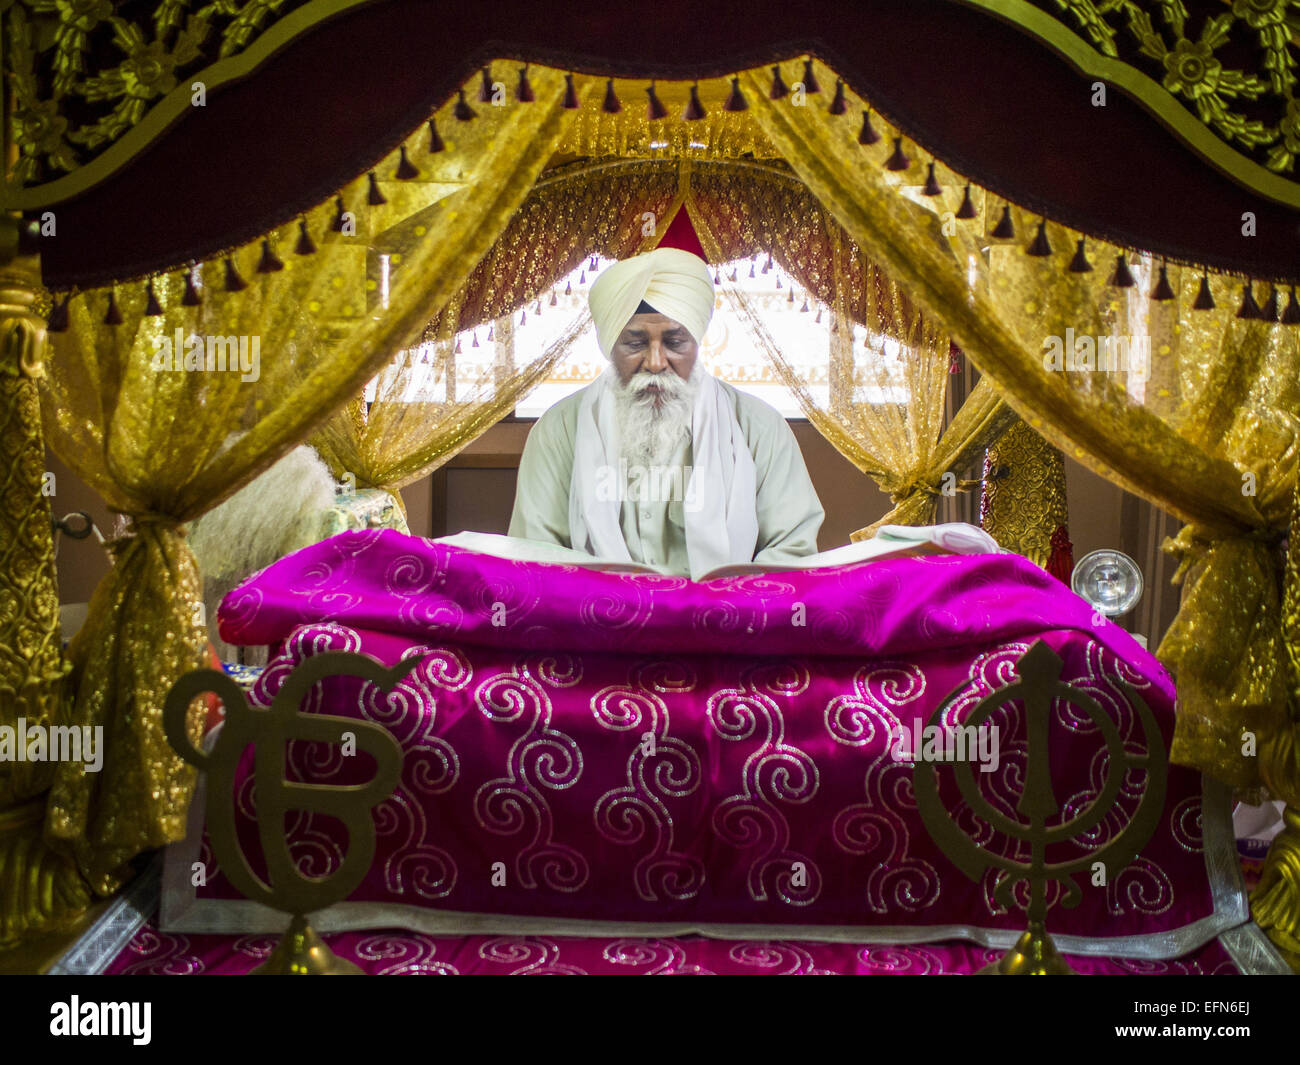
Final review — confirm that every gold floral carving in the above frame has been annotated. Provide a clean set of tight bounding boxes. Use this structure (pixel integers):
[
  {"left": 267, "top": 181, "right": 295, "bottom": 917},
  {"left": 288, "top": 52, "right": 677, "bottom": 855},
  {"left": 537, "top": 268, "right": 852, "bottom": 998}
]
[
  {"left": 960, "top": 0, "right": 1300, "bottom": 206},
  {"left": 2, "top": 0, "right": 361, "bottom": 201},
  {"left": 0, "top": 236, "right": 89, "bottom": 949},
  {"left": 980, "top": 416, "right": 1069, "bottom": 568}
]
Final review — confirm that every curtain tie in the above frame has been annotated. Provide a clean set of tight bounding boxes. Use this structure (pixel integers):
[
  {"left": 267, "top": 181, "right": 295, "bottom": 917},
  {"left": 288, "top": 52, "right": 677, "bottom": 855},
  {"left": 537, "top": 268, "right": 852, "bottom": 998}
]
[
  {"left": 106, "top": 508, "right": 191, "bottom": 543},
  {"left": 1163, "top": 522, "right": 1283, "bottom": 586},
  {"left": 882, "top": 474, "right": 981, "bottom": 506}
]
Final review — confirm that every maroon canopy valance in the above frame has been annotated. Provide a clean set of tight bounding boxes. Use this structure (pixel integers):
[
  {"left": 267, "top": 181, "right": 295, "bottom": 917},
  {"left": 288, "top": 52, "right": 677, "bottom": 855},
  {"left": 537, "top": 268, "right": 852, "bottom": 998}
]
[{"left": 29, "top": 0, "right": 1300, "bottom": 288}]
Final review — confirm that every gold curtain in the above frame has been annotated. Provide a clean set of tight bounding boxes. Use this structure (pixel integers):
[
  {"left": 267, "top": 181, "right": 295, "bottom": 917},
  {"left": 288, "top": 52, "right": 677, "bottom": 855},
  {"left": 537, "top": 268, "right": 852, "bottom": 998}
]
[
  {"left": 688, "top": 161, "right": 927, "bottom": 337},
  {"left": 310, "top": 162, "right": 688, "bottom": 493},
  {"left": 980, "top": 418, "right": 1072, "bottom": 570},
  {"left": 740, "top": 60, "right": 1297, "bottom": 794},
  {"left": 310, "top": 304, "right": 593, "bottom": 495},
  {"left": 687, "top": 170, "right": 1016, "bottom": 537},
  {"left": 434, "top": 154, "right": 931, "bottom": 340},
  {"left": 427, "top": 161, "right": 681, "bottom": 336},
  {"left": 418, "top": 70, "right": 792, "bottom": 340},
  {"left": 38, "top": 66, "right": 586, "bottom": 892}
]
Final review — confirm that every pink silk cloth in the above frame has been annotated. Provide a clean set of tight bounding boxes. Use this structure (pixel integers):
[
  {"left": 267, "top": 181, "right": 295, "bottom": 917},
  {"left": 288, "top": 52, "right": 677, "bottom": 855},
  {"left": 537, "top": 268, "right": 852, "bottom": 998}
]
[
  {"left": 107, "top": 922, "right": 1241, "bottom": 975},
  {"left": 169, "top": 530, "right": 1240, "bottom": 953}
]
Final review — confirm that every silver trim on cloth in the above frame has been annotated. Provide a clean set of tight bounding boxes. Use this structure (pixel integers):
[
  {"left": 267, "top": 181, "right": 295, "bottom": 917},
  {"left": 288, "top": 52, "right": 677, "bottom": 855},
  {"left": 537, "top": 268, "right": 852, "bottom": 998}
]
[
  {"left": 157, "top": 769, "right": 1256, "bottom": 960},
  {"left": 1217, "top": 922, "right": 1292, "bottom": 975},
  {"left": 48, "top": 853, "right": 162, "bottom": 975}
]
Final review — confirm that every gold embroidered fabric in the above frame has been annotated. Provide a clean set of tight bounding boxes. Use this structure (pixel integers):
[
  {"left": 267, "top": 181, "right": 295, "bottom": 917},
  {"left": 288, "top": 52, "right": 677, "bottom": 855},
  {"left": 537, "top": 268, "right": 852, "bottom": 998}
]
[
  {"left": 310, "top": 304, "right": 594, "bottom": 494},
  {"left": 739, "top": 58, "right": 1298, "bottom": 790},
  {"left": 997, "top": 0, "right": 1300, "bottom": 204},
  {"left": 440, "top": 154, "right": 940, "bottom": 351},
  {"left": 0, "top": 261, "right": 69, "bottom": 809},
  {"left": 981, "top": 419, "right": 1070, "bottom": 568},
  {"left": 553, "top": 78, "right": 784, "bottom": 163},
  {"left": 425, "top": 161, "right": 680, "bottom": 338},
  {"left": 1255, "top": 486, "right": 1300, "bottom": 938},
  {"left": 37, "top": 66, "right": 585, "bottom": 891},
  {"left": 688, "top": 179, "right": 1014, "bottom": 539}
]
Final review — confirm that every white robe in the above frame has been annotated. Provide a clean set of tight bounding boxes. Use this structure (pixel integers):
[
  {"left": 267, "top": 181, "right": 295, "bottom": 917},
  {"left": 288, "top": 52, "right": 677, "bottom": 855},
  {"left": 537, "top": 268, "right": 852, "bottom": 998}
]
[{"left": 508, "top": 377, "right": 824, "bottom": 577}]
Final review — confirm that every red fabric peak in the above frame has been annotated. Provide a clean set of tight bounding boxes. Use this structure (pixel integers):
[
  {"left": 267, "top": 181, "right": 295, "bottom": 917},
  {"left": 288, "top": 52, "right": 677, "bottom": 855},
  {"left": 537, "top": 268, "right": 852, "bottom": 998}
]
[
  {"left": 657, "top": 207, "right": 708, "bottom": 263},
  {"left": 1047, "top": 524, "right": 1075, "bottom": 585}
]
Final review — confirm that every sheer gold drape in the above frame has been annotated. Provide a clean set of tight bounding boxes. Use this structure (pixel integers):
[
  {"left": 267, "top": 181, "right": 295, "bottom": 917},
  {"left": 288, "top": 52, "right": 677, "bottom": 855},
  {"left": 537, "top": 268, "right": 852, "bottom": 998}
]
[
  {"left": 310, "top": 304, "right": 594, "bottom": 496},
  {"left": 741, "top": 60, "right": 1296, "bottom": 793},
  {"left": 427, "top": 162, "right": 680, "bottom": 337},
  {"left": 38, "top": 66, "right": 585, "bottom": 892},
  {"left": 309, "top": 162, "right": 693, "bottom": 498},
  {"left": 687, "top": 173, "right": 1016, "bottom": 537}
]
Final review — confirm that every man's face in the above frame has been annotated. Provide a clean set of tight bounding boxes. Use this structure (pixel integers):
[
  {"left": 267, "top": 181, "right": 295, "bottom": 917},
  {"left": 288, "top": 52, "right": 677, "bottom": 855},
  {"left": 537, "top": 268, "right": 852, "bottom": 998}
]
[{"left": 610, "top": 313, "right": 699, "bottom": 402}]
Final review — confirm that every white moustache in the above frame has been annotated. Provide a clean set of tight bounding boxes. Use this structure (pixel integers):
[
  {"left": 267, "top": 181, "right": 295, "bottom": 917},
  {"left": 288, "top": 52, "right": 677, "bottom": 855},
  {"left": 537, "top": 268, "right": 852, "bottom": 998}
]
[{"left": 625, "top": 371, "right": 691, "bottom": 403}]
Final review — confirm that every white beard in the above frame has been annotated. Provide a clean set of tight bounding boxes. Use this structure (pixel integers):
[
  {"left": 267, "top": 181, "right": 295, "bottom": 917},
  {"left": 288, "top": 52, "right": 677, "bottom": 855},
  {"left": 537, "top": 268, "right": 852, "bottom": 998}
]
[{"left": 615, "top": 364, "right": 699, "bottom": 468}]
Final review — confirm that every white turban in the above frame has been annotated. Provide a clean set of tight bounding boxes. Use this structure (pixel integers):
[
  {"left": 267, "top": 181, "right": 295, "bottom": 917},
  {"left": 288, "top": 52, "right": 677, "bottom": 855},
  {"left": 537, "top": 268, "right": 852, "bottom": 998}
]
[
  {"left": 588, "top": 247, "right": 715, "bottom": 357},
  {"left": 570, "top": 248, "right": 758, "bottom": 579}
]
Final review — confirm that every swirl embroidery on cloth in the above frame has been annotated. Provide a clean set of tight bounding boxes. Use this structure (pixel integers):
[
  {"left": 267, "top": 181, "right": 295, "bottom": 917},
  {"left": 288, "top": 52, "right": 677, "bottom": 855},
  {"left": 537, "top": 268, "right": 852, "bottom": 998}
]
[
  {"left": 477, "top": 936, "right": 586, "bottom": 975},
  {"left": 690, "top": 594, "right": 769, "bottom": 638},
  {"left": 1060, "top": 639, "right": 1145, "bottom": 740},
  {"left": 603, "top": 938, "right": 713, "bottom": 975},
  {"left": 825, "top": 662, "right": 925, "bottom": 747},
  {"left": 1169, "top": 795, "right": 1204, "bottom": 854},
  {"left": 248, "top": 623, "right": 364, "bottom": 722},
  {"left": 362, "top": 647, "right": 469, "bottom": 900},
  {"left": 924, "top": 642, "right": 1058, "bottom": 917},
  {"left": 591, "top": 659, "right": 705, "bottom": 902},
  {"left": 385, "top": 550, "right": 459, "bottom": 633},
  {"left": 261, "top": 627, "right": 362, "bottom": 881},
  {"left": 1106, "top": 856, "right": 1174, "bottom": 916},
  {"left": 940, "top": 640, "right": 1172, "bottom": 920},
  {"left": 520, "top": 653, "right": 583, "bottom": 690},
  {"left": 291, "top": 532, "right": 386, "bottom": 614},
  {"left": 473, "top": 668, "right": 589, "bottom": 893},
  {"left": 728, "top": 941, "right": 834, "bottom": 975},
  {"left": 232, "top": 935, "right": 278, "bottom": 960},
  {"left": 578, "top": 574, "right": 662, "bottom": 635},
  {"left": 825, "top": 659, "right": 939, "bottom": 914},
  {"left": 833, "top": 753, "right": 940, "bottom": 914},
  {"left": 353, "top": 933, "right": 459, "bottom": 975},
  {"left": 856, "top": 944, "right": 946, "bottom": 975},
  {"left": 218, "top": 584, "right": 263, "bottom": 642},
  {"left": 254, "top": 623, "right": 442, "bottom": 889},
  {"left": 118, "top": 929, "right": 203, "bottom": 976},
  {"left": 1055, "top": 641, "right": 1173, "bottom": 916},
  {"left": 707, "top": 661, "right": 821, "bottom": 906},
  {"left": 472, "top": 558, "right": 548, "bottom": 634}
]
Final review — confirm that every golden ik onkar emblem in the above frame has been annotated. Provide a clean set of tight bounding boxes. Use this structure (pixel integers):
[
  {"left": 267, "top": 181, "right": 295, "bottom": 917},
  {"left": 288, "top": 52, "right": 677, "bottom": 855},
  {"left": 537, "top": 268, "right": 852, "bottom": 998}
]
[
  {"left": 164, "top": 652, "right": 414, "bottom": 975},
  {"left": 912, "top": 641, "right": 1168, "bottom": 975}
]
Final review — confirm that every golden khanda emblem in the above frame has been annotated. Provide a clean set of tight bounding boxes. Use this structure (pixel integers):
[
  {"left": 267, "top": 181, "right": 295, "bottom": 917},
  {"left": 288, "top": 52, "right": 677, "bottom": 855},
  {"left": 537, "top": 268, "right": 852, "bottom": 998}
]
[
  {"left": 912, "top": 640, "right": 1168, "bottom": 975},
  {"left": 163, "top": 652, "right": 413, "bottom": 975}
]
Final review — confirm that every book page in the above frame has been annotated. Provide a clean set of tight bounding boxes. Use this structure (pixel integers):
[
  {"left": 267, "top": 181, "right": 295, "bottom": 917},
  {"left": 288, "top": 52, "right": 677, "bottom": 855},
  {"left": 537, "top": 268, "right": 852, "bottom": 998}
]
[{"left": 431, "top": 524, "right": 1000, "bottom": 579}]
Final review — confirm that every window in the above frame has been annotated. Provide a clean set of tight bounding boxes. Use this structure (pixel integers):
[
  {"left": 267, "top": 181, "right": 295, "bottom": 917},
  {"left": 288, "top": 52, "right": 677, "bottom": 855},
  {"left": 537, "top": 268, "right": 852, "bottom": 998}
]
[{"left": 375, "top": 253, "right": 912, "bottom": 416}]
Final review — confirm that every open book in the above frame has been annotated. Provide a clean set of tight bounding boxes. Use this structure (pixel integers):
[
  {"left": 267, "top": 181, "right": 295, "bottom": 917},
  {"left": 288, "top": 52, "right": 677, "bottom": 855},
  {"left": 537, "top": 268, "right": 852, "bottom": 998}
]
[{"left": 431, "top": 523, "right": 1002, "bottom": 580}]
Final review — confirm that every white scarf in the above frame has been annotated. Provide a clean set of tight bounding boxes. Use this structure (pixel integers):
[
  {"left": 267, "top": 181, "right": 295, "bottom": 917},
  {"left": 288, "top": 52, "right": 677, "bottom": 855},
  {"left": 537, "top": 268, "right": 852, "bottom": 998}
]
[{"left": 568, "top": 366, "right": 758, "bottom": 579}]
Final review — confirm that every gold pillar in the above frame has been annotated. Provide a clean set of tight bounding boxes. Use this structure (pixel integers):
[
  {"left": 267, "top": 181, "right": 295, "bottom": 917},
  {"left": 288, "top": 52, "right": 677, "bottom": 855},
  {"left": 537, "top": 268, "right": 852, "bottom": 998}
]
[
  {"left": 1253, "top": 478, "right": 1300, "bottom": 967},
  {"left": 0, "top": 220, "right": 91, "bottom": 949},
  {"left": 980, "top": 417, "right": 1071, "bottom": 570}
]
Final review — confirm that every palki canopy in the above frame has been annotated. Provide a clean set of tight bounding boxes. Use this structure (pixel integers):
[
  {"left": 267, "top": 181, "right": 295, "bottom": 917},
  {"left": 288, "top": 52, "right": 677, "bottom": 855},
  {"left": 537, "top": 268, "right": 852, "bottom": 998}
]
[{"left": 1, "top": 0, "right": 1298, "bottom": 965}]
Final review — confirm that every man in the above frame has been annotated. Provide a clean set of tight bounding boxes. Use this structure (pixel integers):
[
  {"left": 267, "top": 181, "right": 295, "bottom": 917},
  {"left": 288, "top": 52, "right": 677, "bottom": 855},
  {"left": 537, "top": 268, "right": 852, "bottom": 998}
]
[{"left": 508, "top": 244, "right": 824, "bottom": 579}]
